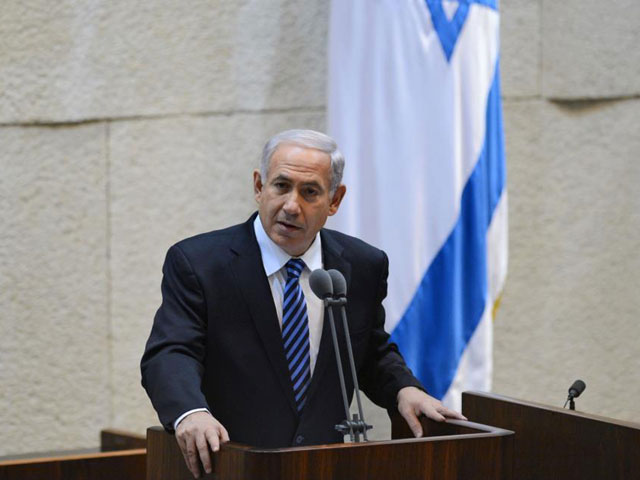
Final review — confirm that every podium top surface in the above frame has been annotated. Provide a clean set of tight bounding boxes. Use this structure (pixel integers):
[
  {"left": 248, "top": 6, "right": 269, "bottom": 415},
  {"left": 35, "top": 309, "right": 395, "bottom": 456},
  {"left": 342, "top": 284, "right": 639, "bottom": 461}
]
[{"left": 148, "top": 418, "right": 513, "bottom": 453}]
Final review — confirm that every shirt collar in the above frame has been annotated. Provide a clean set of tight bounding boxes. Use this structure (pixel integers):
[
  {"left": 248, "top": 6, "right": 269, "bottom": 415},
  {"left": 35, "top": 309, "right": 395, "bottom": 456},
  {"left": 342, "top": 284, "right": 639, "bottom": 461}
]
[{"left": 253, "top": 214, "right": 323, "bottom": 276}]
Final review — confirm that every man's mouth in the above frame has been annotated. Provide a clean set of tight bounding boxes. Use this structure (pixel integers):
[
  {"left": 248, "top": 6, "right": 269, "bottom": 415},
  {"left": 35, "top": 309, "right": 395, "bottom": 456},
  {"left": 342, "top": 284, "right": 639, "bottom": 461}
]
[{"left": 277, "top": 220, "right": 302, "bottom": 231}]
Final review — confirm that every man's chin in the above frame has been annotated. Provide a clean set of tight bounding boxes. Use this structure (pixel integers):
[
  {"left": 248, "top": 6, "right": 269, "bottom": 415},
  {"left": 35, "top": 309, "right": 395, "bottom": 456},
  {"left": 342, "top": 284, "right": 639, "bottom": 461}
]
[
  {"left": 273, "top": 234, "right": 308, "bottom": 257},
  {"left": 273, "top": 224, "right": 304, "bottom": 241}
]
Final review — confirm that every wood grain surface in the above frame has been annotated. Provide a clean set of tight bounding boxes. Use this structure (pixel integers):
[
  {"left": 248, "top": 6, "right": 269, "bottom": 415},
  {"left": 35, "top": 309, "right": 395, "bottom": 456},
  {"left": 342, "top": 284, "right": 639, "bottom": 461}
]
[
  {"left": 146, "top": 414, "right": 514, "bottom": 480},
  {"left": 462, "top": 391, "right": 640, "bottom": 480}
]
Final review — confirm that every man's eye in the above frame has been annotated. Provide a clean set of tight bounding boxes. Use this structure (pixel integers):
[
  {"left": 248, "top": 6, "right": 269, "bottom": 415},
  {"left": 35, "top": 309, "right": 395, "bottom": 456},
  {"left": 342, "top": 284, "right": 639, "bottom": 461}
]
[
  {"left": 304, "top": 188, "right": 319, "bottom": 197},
  {"left": 274, "top": 182, "right": 288, "bottom": 189}
]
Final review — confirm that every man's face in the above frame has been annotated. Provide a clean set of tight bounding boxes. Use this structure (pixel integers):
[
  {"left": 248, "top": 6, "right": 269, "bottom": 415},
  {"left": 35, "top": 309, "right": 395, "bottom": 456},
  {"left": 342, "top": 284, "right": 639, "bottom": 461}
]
[{"left": 254, "top": 144, "right": 346, "bottom": 257}]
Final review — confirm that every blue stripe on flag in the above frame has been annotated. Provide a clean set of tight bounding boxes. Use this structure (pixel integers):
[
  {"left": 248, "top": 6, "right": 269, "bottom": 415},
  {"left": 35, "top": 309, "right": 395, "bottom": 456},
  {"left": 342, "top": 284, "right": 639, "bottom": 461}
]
[
  {"left": 426, "top": 0, "right": 498, "bottom": 61},
  {"left": 390, "top": 61, "right": 506, "bottom": 400}
]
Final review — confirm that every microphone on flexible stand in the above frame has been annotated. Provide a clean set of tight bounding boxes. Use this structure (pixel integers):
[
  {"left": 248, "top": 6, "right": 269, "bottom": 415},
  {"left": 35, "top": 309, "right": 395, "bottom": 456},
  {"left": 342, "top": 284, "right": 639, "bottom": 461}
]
[
  {"left": 309, "top": 269, "right": 352, "bottom": 441},
  {"left": 309, "top": 269, "right": 372, "bottom": 442},
  {"left": 563, "top": 379, "right": 586, "bottom": 410},
  {"left": 327, "top": 269, "right": 372, "bottom": 442}
]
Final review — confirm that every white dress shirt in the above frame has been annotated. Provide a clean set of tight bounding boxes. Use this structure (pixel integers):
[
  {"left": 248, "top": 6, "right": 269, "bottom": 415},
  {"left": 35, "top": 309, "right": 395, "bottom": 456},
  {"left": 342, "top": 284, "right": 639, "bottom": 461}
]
[
  {"left": 252, "top": 215, "right": 325, "bottom": 374},
  {"left": 174, "top": 216, "right": 325, "bottom": 430}
]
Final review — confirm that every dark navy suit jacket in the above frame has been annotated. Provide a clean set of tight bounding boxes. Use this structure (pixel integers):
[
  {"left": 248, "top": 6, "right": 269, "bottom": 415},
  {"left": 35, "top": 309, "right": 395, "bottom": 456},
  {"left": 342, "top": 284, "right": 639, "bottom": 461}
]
[{"left": 141, "top": 213, "right": 422, "bottom": 448}]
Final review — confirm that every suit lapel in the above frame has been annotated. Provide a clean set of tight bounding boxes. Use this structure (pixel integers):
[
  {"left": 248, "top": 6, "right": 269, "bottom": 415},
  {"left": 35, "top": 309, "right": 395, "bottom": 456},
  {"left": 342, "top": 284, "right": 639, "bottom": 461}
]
[
  {"left": 304, "top": 229, "right": 352, "bottom": 405},
  {"left": 228, "top": 218, "right": 298, "bottom": 417}
]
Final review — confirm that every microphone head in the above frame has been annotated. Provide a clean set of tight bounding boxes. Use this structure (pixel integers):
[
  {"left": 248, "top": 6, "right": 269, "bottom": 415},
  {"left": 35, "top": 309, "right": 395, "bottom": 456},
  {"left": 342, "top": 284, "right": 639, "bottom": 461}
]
[
  {"left": 327, "top": 269, "right": 347, "bottom": 297},
  {"left": 309, "top": 269, "right": 333, "bottom": 299},
  {"left": 568, "top": 379, "right": 586, "bottom": 398}
]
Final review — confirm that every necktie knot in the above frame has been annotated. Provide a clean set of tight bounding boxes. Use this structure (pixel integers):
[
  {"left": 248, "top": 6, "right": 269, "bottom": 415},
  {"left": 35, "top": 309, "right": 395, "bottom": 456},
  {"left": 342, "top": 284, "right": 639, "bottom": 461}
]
[{"left": 285, "top": 258, "right": 305, "bottom": 280}]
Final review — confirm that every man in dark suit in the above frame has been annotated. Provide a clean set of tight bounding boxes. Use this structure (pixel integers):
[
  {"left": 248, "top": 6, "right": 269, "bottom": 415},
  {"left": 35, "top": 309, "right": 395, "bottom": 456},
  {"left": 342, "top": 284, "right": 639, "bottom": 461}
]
[{"left": 141, "top": 129, "right": 464, "bottom": 478}]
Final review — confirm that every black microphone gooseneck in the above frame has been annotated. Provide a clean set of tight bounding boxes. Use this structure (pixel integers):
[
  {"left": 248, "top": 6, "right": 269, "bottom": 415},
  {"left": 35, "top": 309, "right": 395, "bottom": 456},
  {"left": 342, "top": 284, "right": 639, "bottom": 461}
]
[
  {"left": 309, "top": 269, "right": 354, "bottom": 441},
  {"left": 309, "top": 269, "right": 373, "bottom": 442},
  {"left": 563, "top": 379, "right": 586, "bottom": 410}
]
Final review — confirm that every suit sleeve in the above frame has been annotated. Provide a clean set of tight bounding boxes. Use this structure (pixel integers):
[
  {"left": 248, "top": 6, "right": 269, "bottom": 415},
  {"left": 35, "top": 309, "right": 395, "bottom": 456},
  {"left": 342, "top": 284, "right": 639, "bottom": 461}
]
[
  {"left": 140, "top": 244, "right": 210, "bottom": 431},
  {"left": 358, "top": 251, "right": 425, "bottom": 409}
]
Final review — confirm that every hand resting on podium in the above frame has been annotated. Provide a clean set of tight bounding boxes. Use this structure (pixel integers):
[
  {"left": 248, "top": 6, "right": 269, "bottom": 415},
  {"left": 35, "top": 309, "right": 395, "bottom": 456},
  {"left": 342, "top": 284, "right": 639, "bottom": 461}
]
[
  {"left": 396, "top": 386, "right": 467, "bottom": 437},
  {"left": 175, "top": 411, "right": 229, "bottom": 479}
]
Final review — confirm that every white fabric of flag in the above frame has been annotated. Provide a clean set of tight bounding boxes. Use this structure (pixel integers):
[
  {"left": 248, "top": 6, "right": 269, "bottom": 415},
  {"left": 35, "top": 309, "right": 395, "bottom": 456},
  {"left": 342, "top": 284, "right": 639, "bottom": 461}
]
[{"left": 327, "top": 0, "right": 507, "bottom": 410}]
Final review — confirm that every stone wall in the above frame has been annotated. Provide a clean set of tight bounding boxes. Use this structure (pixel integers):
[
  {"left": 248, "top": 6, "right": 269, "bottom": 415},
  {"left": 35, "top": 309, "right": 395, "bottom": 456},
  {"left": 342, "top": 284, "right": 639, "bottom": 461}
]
[
  {"left": 0, "top": 0, "right": 328, "bottom": 455},
  {"left": 494, "top": 0, "right": 640, "bottom": 423},
  {"left": 0, "top": 0, "right": 638, "bottom": 455}
]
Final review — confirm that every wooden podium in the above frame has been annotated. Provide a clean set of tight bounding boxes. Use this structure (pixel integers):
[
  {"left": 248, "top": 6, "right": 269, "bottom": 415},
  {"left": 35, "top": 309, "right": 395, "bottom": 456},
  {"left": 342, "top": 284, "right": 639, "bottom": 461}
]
[
  {"left": 146, "top": 415, "right": 514, "bottom": 480},
  {"left": 462, "top": 391, "right": 640, "bottom": 480},
  {"left": 0, "top": 430, "right": 145, "bottom": 480}
]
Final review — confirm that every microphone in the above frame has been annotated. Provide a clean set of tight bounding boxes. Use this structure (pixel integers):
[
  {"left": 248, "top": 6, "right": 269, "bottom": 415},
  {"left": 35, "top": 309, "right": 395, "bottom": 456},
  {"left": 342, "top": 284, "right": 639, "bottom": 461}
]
[
  {"left": 564, "top": 379, "right": 586, "bottom": 410},
  {"left": 326, "top": 269, "right": 371, "bottom": 442},
  {"left": 309, "top": 268, "right": 372, "bottom": 442},
  {"left": 568, "top": 380, "right": 586, "bottom": 399},
  {"left": 310, "top": 268, "right": 351, "bottom": 439},
  {"left": 327, "top": 269, "right": 347, "bottom": 297},
  {"left": 309, "top": 269, "right": 333, "bottom": 299}
]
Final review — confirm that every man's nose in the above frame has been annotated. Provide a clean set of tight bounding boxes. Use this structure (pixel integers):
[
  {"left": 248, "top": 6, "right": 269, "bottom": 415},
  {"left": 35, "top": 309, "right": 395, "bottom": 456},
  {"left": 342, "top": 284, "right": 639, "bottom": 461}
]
[{"left": 282, "top": 192, "right": 301, "bottom": 216}]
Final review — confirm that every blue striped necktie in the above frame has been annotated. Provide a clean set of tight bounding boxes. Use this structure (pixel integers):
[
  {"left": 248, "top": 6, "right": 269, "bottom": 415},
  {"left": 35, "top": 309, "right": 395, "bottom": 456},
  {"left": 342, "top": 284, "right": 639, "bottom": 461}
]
[{"left": 281, "top": 258, "right": 311, "bottom": 413}]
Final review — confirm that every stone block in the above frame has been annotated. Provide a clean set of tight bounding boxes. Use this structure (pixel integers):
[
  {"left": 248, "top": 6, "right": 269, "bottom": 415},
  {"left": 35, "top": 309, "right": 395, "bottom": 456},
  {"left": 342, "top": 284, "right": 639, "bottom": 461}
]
[
  {"left": 0, "top": 0, "right": 328, "bottom": 123},
  {"left": 542, "top": 0, "right": 640, "bottom": 99},
  {"left": 108, "top": 111, "right": 325, "bottom": 431},
  {"left": 494, "top": 98, "right": 640, "bottom": 422},
  {"left": 500, "top": 0, "right": 541, "bottom": 98},
  {"left": 357, "top": 395, "right": 391, "bottom": 441},
  {"left": 0, "top": 124, "right": 109, "bottom": 455}
]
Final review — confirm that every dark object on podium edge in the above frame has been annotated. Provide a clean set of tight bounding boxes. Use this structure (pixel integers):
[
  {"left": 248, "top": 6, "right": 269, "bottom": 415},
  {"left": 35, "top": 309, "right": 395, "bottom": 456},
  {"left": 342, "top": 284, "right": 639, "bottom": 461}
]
[
  {"left": 309, "top": 268, "right": 372, "bottom": 442},
  {"left": 146, "top": 415, "right": 514, "bottom": 480},
  {"left": 564, "top": 379, "right": 586, "bottom": 410},
  {"left": 462, "top": 391, "right": 640, "bottom": 480}
]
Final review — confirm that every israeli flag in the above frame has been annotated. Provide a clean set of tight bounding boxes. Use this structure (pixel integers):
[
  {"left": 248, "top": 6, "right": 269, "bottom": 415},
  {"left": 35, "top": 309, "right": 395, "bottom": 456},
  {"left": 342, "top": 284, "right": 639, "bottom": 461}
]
[{"left": 327, "top": 0, "right": 508, "bottom": 410}]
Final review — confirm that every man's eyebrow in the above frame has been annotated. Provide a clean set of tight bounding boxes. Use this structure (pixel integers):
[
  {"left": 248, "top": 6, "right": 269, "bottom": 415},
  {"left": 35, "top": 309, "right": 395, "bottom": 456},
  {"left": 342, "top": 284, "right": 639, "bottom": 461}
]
[
  {"left": 300, "top": 180, "right": 325, "bottom": 191},
  {"left": 271, "top": 174, "right": 291, "bottom": 183},
  {"left": 270, "top": 175, "right": 325, "bottom": 190}
]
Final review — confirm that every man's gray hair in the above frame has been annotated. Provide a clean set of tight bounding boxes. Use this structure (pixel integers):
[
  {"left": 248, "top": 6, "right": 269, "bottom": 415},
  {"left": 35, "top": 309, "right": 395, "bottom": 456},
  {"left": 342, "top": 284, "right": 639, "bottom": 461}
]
[{"left": 260, "top": 129, "right": 345, "bottom": 195}]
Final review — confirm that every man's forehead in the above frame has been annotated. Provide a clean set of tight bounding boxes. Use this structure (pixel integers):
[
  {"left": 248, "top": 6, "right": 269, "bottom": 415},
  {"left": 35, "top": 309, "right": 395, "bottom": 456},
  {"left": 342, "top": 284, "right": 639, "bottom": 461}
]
[
  {"left": 272, "top": 143, "right": 330, "bottom": 162},
  {"left": 267, "top": 144, "right": 331, "bottom": 182}
]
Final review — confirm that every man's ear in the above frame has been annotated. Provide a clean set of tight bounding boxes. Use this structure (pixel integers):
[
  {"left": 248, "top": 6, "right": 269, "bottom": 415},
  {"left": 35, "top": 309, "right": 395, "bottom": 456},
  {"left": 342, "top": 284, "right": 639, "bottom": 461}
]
[
  {"left": 253, "top": 170, "right": 263, "bottom": 201},
  {"left": 328, "top": 184, "right": 347, "bottom": 216}
]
